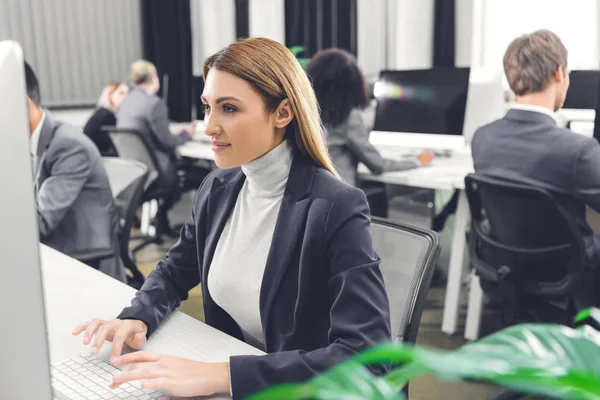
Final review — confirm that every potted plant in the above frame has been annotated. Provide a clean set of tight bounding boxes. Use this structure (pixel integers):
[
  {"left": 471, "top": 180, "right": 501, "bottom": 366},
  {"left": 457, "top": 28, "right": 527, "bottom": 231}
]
[{"left": 249, "top": 309, "right": 600, "bottom": 400}]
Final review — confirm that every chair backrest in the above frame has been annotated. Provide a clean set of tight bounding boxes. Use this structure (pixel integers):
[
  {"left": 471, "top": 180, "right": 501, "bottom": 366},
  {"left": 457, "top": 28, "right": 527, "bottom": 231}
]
[
  {"left": 102, "top": 158, "right": 148, "bottom": 274},
  {"left": 464, "top": 173, "right": 586, "bottom": 298},
  {"left": 102, "top": 127, "right": 159, "bottom": 189},
  {"left": 371, "top": 217, "right": 441, "bottom": 344}
]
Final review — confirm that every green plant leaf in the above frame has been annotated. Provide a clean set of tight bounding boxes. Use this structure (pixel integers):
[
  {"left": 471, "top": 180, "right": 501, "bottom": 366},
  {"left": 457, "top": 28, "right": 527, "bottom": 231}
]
[
  {"left": 248, "top": 309, "right": 600, "bottom": 400},
  {"left": 575, "top": 308, "right": 600, "bottom": 326},
  {"left": 248, "top": 361, "right": 406, "bottom": 400},
  {"left": 289, "top": 45, "right": 305, "bottom": 57}
]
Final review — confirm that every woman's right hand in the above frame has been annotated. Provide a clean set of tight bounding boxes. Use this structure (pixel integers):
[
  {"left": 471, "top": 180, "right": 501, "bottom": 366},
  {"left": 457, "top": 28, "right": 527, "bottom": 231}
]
[{"left": 72, "top": 318, "right": 148, "bottom": 362}]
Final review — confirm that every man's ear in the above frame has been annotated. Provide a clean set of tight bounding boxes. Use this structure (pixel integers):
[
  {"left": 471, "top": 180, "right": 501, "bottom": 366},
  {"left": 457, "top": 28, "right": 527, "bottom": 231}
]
[
  {"left": 555, "top": 66, "right": 566, "bottom": 83},
  {"left": 274, "top": 99, "right": 294, "bottom": 129}
]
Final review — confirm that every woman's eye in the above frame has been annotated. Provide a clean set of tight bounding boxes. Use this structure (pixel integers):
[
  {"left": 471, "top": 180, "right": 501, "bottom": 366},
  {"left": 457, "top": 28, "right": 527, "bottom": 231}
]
[
  {"left": 203, "top": 104, "right": 210, "bottom": 113},
  {"left": 223, "top": 104, "right": 237, "bottom": 113}
]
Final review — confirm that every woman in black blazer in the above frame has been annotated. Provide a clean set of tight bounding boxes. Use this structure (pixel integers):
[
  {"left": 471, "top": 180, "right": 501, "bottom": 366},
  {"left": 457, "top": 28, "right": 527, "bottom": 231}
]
[
  {"left": 83, "top": 82, "right": 128, "bottom": 156},
  {"left": 74, "top": 38, "right": 391, "bottom": 399}
]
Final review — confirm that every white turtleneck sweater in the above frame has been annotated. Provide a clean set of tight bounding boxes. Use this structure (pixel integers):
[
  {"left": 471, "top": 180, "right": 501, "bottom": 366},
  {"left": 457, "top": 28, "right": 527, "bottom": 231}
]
[{"left": 207, "top": 140, "right": 293, "bottom": 349}]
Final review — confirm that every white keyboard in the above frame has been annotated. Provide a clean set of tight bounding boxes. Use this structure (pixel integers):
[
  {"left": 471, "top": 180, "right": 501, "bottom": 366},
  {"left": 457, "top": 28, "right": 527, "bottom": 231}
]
[{"left": 51, "top": 354, "right": 172, "bottom": 400}]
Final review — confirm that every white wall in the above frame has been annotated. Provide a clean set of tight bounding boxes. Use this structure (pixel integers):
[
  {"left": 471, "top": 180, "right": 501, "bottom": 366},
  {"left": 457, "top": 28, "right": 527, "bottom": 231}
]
[
  {"left": 463, "top": 0, "right": 600, "bottom": 72},
  {"left": 191, "top": 0, "right": 236, "bottom": 76},
  {"left": 249, "top": 0, "right": 286, "bottom": 43},
  {"left": 357, "top": 0, "right": 434, "bottom": 77},
  {"left": 455, "top": 0, "right": 474, "bottom": 67},
  {"left": 0, "top": 0, "right": 142, "bottom": 107}
]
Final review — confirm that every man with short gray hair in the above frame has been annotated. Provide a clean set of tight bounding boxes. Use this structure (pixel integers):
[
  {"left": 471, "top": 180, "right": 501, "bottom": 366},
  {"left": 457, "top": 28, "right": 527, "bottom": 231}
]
[{"left": 472, "top": 29, "right": 600, "bottom": 307}]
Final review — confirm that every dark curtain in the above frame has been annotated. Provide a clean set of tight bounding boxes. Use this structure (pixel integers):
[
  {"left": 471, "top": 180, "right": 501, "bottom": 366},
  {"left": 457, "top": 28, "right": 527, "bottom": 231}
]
[
  {"left": 433, "top": 0, "right": 456, "bottom": 67},
  {"left": 141, "top": 0, "right": 193, "bottom": 121},
  {"left": 285, "top": 0, "right": 357, "bottom": 59},
  {"left": 235, "top": 0, "right": 250, "bottom": 38}
]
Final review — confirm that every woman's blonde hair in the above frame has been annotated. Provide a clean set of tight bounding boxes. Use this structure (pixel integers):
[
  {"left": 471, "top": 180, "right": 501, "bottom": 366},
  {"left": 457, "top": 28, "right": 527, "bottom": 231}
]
[
  {"left": 96, "top": 81, "right": 121, "bottom": 109},
  {"left": 203, "top": 37, "right": 340, "bottom": 178}
]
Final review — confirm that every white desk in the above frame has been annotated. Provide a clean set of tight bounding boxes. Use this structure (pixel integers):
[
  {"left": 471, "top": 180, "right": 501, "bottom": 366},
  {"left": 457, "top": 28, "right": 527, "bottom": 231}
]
[
  {"left": 177, "top": 141, "right": 480, "bottom": 340},
  {"left": 41, "top": 245, "right": 264, "bottom": 399},
  {"left": 358, "top": 148, "right": 477, "bottom": 339}
]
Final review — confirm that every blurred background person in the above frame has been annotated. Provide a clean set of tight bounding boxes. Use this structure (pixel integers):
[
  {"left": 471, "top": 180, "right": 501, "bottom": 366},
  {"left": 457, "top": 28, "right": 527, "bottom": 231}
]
[
  {"left": 83, "top": 82, "right": 128, "bottom": 156},
  {"left": 117, "top": 60, "right": 194, "bottom": 235},
  {"left": 306, "top": 48, "right": 434, "bottom": 217}
]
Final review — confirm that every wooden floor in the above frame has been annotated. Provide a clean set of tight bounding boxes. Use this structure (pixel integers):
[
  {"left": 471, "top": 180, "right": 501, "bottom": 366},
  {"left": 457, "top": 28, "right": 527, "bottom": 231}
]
[{"left": 133, "top": 238, "right": 502, "bottom": 400}]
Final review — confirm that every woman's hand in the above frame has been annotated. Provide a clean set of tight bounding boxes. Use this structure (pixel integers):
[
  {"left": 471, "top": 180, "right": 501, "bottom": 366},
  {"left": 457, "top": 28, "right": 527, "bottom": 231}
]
[
  {"left": 72, "top": 318, "right": 148, "bottom": 360},
  {"left": 417, "top": 151, "right": 435, "bottom": 166},
  {"left": 110, "top": 352, "right": 231, "bottom": 397}
]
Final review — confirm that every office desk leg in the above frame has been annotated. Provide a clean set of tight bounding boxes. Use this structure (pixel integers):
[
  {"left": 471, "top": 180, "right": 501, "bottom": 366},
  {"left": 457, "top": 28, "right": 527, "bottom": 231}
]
[
  {"left": 465, "top": 273, "right": 483, "bottom": 341},
  {"left": 441, "top": 190, "right": 469, "bottom": 335}
]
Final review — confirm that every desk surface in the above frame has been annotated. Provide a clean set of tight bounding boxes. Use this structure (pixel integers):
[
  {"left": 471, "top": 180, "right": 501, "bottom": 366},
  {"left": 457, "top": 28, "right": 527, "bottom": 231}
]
[
  {"left": 41, "top": 245, "right": 264, "bottom": 399},
  {"left": 178, "top": 141, "right": 473, "bottom": 190}
]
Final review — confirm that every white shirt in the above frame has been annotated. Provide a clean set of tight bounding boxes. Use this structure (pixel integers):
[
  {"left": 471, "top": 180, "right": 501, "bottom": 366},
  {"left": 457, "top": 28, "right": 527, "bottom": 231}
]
[
  {"left": 511, "top": 103, "right": 559, "bottom": 125},
  {"left": 30, "top": 111, "right": 46, "bottom": 170},
  {"left": 207, "top": 140, "right": 293, "bottom": 350}
]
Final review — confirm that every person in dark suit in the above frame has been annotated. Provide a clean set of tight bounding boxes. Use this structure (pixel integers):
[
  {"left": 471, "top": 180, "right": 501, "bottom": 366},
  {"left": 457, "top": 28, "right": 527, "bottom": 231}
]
[
  {"left": 472, "top": 29, "right": 600, "bottom": 305},
  {"left": 73, "top": 38, "right": 391, "bottom": 399},
  {"left": 83, "top": 82, "right": 129, "bottom": 156},
  {"left": 24, "top": 62, "right": 125, "bottom": 282},
  {"left": 306, "top": 49, "right": 433, "bottom": 217},
  {"left": 116, "top": 60, "right": 194, "bottom": 234}
]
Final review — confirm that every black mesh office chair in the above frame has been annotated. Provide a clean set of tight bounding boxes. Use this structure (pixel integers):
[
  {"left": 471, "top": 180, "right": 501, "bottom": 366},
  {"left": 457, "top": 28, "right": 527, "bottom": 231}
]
[
  {"left": 102, "top": 158, "right": 148, "bottom": 289},
  {"left": 371, "top": 217, "right": 441, "bottom": 344},
  {"left": 465, "top": 173, "right": 589, "bottom": 326},
  {"left": 370, "top": 217, "right": 441, "bottom": 397}
]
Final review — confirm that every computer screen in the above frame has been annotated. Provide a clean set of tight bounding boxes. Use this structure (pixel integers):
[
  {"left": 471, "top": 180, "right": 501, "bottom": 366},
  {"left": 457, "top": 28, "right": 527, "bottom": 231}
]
[
  {"left": 373, "top": 68, "right": 470, "bottom": 136},
  {"left": 0, "top": 41, "right": 53, "bottom": 399},
  {"left": 563, "top": 70, "right": 600, "bottom": 110}
]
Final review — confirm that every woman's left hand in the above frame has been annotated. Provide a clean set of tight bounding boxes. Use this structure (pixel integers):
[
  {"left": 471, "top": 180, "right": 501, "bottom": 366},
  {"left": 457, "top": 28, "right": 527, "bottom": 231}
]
[{"left": 110, "top": 351, "right": 230, "bottom": 397}]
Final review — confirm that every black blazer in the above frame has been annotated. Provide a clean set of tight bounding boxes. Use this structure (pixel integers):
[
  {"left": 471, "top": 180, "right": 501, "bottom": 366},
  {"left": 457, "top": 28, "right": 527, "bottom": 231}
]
[
  {"left": 83, "top": 107, "right": 117, "bottom": 156},
  {"left": 118, "top": 151, "right": 392, "bottom": 399}
]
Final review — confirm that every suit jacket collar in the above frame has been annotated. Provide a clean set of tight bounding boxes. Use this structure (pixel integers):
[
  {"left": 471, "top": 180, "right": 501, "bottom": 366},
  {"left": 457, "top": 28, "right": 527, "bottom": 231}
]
[
  {"left": 34, "top": 112, "right": 60, "bottom": 188},
  {"left": 37, "top": 111, "right": 59, "bottom": 160},
  {"left": 505, "top": 108, "right": 557, "bottom": 127}
]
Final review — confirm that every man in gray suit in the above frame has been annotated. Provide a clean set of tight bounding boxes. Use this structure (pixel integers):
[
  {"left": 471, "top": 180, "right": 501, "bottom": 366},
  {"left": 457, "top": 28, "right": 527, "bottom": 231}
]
[
  {"left": 472, "top": 30, "right": 600, "bottom": 303},
  {"left": 24, "top": 62, "right": 125, "bottom": 282},
  {"left": 116, "top": 60, "right": 193, "bottom": 234}
]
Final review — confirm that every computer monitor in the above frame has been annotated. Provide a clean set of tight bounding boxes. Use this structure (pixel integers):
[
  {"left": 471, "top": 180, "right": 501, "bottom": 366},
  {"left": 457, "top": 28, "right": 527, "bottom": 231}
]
[
  {"left": 462, "top": 67, "right": 506, "bottom": 143},
  {"left": 0, "top": 41, "right": 53, "bottom": 399},
  {"left": 371, "top": 68, "right": 470, "bottom": 150},
  {"left": 562, "top": 70, "right": 600, "bottom": 110}
]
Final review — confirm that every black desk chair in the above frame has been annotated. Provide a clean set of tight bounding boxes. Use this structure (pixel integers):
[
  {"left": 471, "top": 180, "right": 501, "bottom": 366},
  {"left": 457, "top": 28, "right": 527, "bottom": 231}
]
[
  {"left": 465, "top": 174, "right": 592, "bottom": 400},
  {"left": 102, "top": 158, "right": 149, "bottom": 289},
  {"left": 370, "top": 217, "right": 441, "bottom": 397},
  {"left": 465, "top": 173, "right": 589, "bottom": 325}
]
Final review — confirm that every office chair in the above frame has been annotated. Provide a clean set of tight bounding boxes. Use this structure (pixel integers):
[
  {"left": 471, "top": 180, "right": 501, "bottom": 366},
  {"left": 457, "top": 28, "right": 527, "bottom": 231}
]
[
  {"left": 102, "top": 158, "right": 149, "bottom": 289},
  {"left": 371, "top": 217, "right": 441, "bottom": 344},
  {"left": 465, "top": 173, "right": 589, "bottom": 324},
  {"left": 465, "top": 174, "right": 592, "bottom": 400},
  {"left": 370, "top": 217, "right": 441, "bottom": 397},
  {"left": 102, "top": 126, "right": 182, "bottom": 259}
]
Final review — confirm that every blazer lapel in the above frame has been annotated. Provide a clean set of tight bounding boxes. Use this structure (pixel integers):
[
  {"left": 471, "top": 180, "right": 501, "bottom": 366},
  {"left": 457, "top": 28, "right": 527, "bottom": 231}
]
[
  {"left": 259, "top": 155, "right": 317, "bottom": 345},
  {"left": 34, "top": 113, "right": 58, "bottom": 191},
  {"left": 201, "top": 169, "right": 246, "bottom": 284}
]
